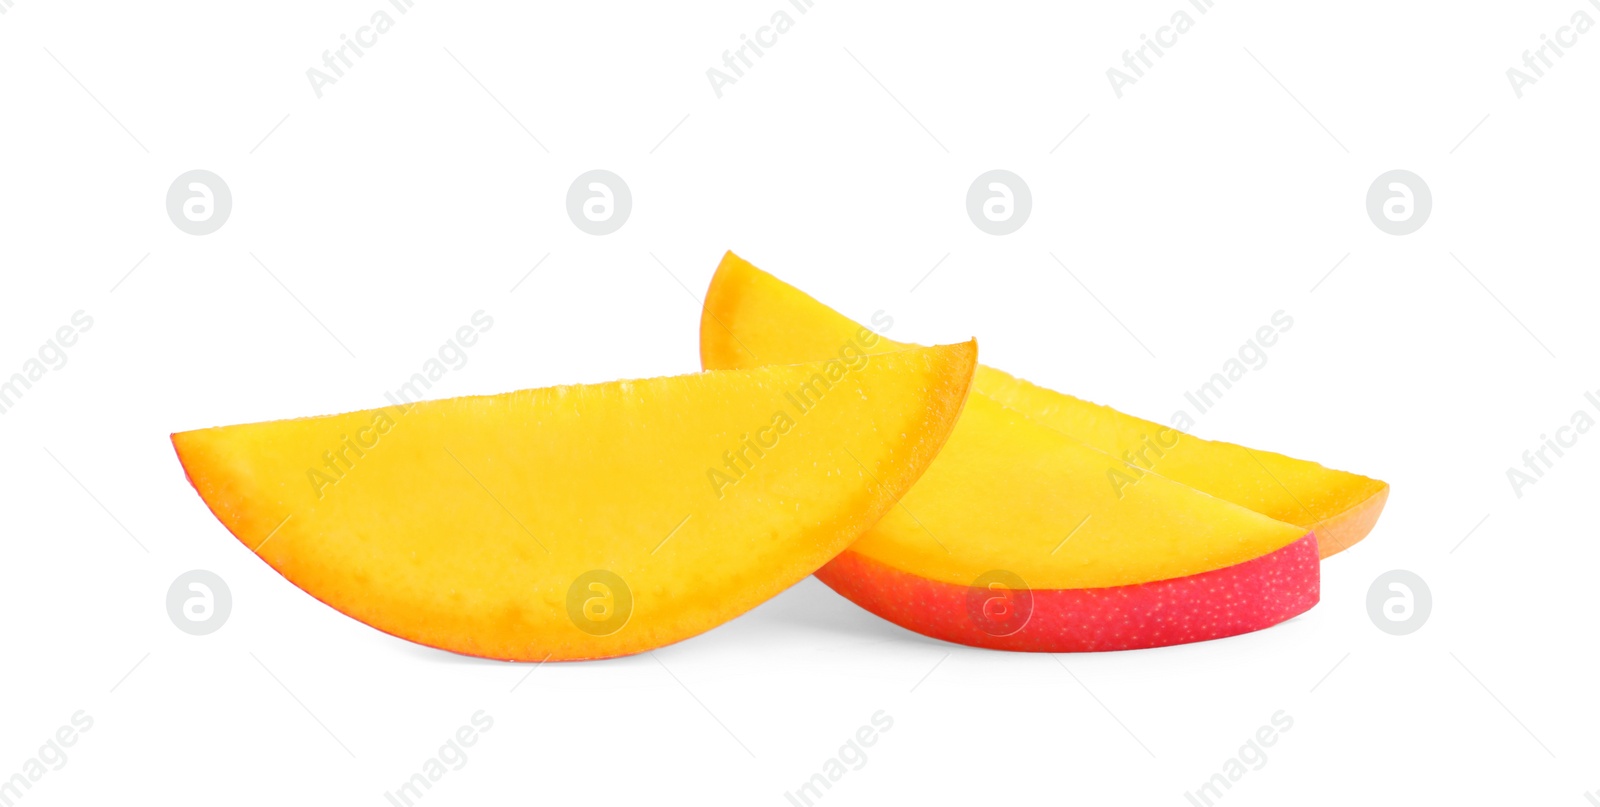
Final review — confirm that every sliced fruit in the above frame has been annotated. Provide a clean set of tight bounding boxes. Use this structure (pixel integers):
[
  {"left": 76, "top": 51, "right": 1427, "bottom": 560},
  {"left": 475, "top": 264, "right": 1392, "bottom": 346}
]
[
  {"left": 173, "top": 342, "right": 977, "bottom": 661},
  {"left": 701, "top": 251, "right": 1387, "bottom": 558},
  {"left": 975, "top": 372, "right": 1386, "bottom": 557},
  {"left": 793, "top": 381, "right": 1316, "bottom": 650},
  {"left": 701, "top": 261, "right": 1319, "bottom": 651},
  {"left": 843, "top": 394, "right": 1319, "bottom": 651}
]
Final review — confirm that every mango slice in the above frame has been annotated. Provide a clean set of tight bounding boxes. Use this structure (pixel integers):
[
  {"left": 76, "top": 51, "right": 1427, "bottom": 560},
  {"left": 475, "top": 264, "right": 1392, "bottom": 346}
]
[
  {"left": 975, "top": 372, "right": 1387, "bottom": 557},
  {"left": 700, "top": 254, "right": 1322, "bottom": 651},
  {"left": 173, "top": 343, "right": 977, "bottom": 661},
  {"left": 701, "top": 252, "right": 1387, "bottom": 558}
]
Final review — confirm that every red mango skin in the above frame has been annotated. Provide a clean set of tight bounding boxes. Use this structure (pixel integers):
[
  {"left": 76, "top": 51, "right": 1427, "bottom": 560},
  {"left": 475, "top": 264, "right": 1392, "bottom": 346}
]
[{"left": 815, "top": 534, "right": 1321, "bottom": 652}]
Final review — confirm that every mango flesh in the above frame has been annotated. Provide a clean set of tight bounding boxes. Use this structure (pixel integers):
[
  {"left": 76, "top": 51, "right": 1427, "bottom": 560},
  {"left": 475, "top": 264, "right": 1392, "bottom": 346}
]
[
  {"left": 701, "top": 251, "right": 1387, "bottom": 558},
  {"left": 843, "top": 392, "right": 1309, "bottom": 590},
  {"left": 977, "top": 371, "right": 1388, "bottom": 557},
  {"left": 700, "top": 253, "right": 1321, "bottom": 650},
  {"left": 173, "top": 342, "right": 977, "bottom": 661}
]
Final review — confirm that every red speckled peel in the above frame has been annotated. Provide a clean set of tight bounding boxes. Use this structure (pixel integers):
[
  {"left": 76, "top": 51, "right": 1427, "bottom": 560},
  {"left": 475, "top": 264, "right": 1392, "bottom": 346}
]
[{"left": 814, "top": 534, "right": 1321, "bottom": 652}]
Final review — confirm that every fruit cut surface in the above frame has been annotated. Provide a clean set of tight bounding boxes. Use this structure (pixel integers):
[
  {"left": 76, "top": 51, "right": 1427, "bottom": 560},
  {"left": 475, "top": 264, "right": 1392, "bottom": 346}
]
[
  {"left": 701, "top": 251, "right": 1387, "bottom": 558},
  {"left": 843, "top": 393, "right": 1313, "bottom": 590},
  {"left": 174, "top": 342, "right": 977, "bottom": 661},
  {"left": 976, "top": 370, "right": 1387, "bottom": 557},
  {"left": 811, "top": 393, "right": 1321, "bottom": 648},
  {"left": 701, "top": 254, "right": 1321, "bottom": 650}
]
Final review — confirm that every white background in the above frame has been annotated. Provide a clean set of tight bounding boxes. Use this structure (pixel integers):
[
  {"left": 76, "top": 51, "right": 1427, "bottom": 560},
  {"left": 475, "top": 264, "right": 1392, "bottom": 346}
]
[{"left": 2, "top": 1, "right": 1596, "bottom": 804}]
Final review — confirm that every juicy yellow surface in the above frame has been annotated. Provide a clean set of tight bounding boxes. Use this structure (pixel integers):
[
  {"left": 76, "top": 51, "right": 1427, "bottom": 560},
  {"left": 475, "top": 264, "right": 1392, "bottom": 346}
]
[
  {"left": 174, "top": 343, "right": 976, "bottom": 660},
  {"left": 701, "top": 254, "right": 1309, "bottom": 587},
  {"left": 700, "top": 252, "right": 1387, "bottom": 558},
  {"left": 859, "top": 394, "right": 1307, "bottom": 588},
  {"left": 977, "top": 369, "right": 1387, "bottom": 555},
  {"left": 702, "top": 252, "right": 1388, "bottom": 558}
]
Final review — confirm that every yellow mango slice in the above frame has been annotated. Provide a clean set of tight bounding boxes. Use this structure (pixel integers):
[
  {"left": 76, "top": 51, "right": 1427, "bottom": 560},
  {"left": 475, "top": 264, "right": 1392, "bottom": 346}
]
[
  {"left": 851, "top": 392, "right": 1309, "bottom": 589},
  {"left": 173, "top": 342, "right": 977, "bottom": 661},
  {"left": 702, "top": 254, "right": 1320, "bottom": 650},
  {"left": 701, "top": 252, "right": 1387, "bottom": 558},
  {"left": 977, "top": 371, "right": 1387, "bottom": 556}
]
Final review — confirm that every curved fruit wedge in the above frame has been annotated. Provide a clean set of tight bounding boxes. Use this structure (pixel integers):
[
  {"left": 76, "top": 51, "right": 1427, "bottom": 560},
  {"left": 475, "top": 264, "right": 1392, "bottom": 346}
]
[
  {"left": 845, "top": 394, "right": 1317, "bottom": 651},
  {"left": 701, "top": 251, "right": 1387, "bottom": 558},
  {"left": 173, "top": 342, "right": 977, "bottom": 661},
  {"left": 702, "top": 278, "right": 1318, "bottom": 653},
  {"left": 975, "top": 372, "right": 1385, "bottom": 557}
]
